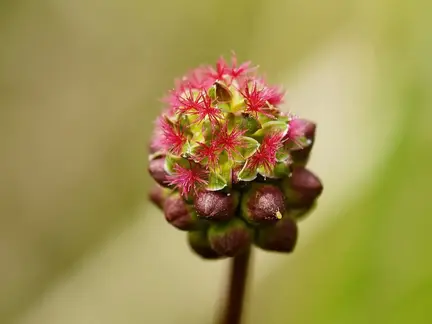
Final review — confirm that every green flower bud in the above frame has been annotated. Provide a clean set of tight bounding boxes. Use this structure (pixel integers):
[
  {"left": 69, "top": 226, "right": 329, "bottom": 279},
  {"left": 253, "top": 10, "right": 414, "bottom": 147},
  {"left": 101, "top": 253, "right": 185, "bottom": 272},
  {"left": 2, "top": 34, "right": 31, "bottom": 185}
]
[
  {"left": 241, "top": 183, "right": 286, "bottom": 225},
  {"left": 163, "top": 193, "right": 201, "bottom": 231},
  {"left": 188, "top": 230, "right": 222, "bottom": 260},
  {"left": 255, "top": 216, "right": 298, "bottom": 253},
  {"left": 194, "top": 191, "right": 239, "bottom": 221},
  {"left": 208, "top": 218, "right": 252, "bottom": 257}
]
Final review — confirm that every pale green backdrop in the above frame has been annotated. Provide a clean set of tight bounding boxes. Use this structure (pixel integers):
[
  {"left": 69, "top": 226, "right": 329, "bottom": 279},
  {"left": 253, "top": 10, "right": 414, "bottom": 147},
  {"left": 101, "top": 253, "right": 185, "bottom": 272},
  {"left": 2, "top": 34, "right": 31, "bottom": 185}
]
[{"left": 0, "top": 0, "right": 431, "bottom": 323}]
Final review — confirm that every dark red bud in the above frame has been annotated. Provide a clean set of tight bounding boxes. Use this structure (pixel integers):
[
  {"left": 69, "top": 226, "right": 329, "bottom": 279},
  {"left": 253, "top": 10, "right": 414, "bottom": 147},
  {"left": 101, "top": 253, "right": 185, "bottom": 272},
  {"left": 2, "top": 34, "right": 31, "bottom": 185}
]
[
  {"left": 290, "top": 202, "right": 317, "bottom": 221},
  {"left": 287, "top": 119, "right": 316, "bottom": 142},
  {"left": 232, "top": 168, "right": 251, "bottom": 191},
  {"left": 188, "top": 230, "right": 222, "bottom": 260},
  {"left": 148, "top": 157, "right": 170, "bottom": 187},
  {"left": 241, "top": 184, "right": 286, "bottom": 225},
  {"left": 255, "top": 216, "right": 298, "bottom": 253},
  {"left": 283, "top": 167, "right": 323, "bottom": 208},
  {"left": 149, "top": 185, "right": 169, "bottom": 210},
  {"left": 163, "top": 194, "right": 200, "bottom": 231},
  {"left": 194, "top": 191, "right": 239, "bottom": 221},
  {"left": 149, "top": 134, "right": 164, "bottom": 154},
  {"left": 208, "top": 218, "right": 252, "bottom": 257},
  {"left": 289, "top": 119, "right": 316, "bottom": 166}
]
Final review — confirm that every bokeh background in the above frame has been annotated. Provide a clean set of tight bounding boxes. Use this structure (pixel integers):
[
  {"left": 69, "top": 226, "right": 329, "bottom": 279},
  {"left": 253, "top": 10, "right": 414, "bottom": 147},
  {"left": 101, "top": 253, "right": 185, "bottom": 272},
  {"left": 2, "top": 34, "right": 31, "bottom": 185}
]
[{"left": 1, "top": 0, "right": 431, "bottom": 323}]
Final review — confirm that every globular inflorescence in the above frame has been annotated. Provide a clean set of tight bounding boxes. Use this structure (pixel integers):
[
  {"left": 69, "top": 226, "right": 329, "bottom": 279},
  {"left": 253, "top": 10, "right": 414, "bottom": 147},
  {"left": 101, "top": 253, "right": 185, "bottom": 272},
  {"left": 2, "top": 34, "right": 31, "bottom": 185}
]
[{"left": 148, "top": 55, "right": 323, "bottom": 259}]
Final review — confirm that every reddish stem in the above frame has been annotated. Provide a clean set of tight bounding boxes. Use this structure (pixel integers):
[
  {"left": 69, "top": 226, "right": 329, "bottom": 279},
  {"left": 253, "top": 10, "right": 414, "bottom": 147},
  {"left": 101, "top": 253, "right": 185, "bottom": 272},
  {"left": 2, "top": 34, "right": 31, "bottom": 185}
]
[{"left": 220, "top": 248, "right": 252, "bottom": 324}]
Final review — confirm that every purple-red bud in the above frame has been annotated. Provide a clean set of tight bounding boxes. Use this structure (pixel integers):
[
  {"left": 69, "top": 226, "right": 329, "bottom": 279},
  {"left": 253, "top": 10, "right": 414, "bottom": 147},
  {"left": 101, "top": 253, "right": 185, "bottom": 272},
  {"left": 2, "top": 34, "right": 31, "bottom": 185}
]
[
  {"left": 255, "top": 216, "right": 298, "bottom": 253},
  {"left": 283, "top": 167, "right": 323, "bottom": 208},
  {"left": 232, "top": 168, "right": 251, "bottom": 191},
  {"left": 241, "top": 184, "right": 286, "bottom": 225},
  {"left": 148, "top": 156, "right": 170, "bottom": 187},
  {"left": 289, "top": 119, "right": 316, "bottom": 167},
  {"left": 290, "top": 202, "right": 317, "bottom": 221},
  {"left": 208, "top": 218, "right": 252, "bottom": 257},
  {"left": 149, "top": 133, "right": 164, "bottom": 154},
  {"left": 163, "top": 193, "right": 200, "bottom": 231},
  {"left": 149, "top": 185, "right": 169, "bottom": 210},
  {"left": 194, "top": 191, "right": 239, "bottom": 221},
  {"left": 188, "top": 230, "right": 222, "bottom": 260}
]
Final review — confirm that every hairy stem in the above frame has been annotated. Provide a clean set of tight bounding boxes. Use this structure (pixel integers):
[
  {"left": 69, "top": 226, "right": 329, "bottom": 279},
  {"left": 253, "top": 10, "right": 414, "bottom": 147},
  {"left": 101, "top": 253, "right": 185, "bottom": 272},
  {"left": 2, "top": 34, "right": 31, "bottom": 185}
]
[{"left": 220, "top": 248, "right": 252, "bottom": 324}]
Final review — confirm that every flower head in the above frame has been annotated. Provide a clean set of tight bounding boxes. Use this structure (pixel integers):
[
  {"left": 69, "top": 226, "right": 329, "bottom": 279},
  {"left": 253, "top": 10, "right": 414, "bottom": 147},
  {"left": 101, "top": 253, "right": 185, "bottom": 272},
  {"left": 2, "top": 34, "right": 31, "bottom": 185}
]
[{"left": 148, "top": 54, "right": 323, "bottom": 258}]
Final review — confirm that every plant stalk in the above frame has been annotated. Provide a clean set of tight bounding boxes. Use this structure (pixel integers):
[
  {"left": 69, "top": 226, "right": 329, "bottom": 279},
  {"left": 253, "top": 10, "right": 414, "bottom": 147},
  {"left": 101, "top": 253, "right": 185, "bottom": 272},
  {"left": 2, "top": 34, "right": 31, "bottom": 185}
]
[{"left": 219, "top": 248, "right": 252, "bottom": 324}]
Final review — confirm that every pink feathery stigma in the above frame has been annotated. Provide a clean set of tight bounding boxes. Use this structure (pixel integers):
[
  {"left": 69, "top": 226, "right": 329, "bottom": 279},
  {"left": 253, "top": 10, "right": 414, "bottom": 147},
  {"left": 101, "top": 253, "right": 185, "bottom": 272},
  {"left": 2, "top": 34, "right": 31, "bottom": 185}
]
[
  {"left": 241, "top": 81, "right": 276, "bottom": 119},
  {"left": 286, "top": 118, "right": 310, "bottom": 148},
  {"left": 176, "top": 88, "right": 202, "bottom": 115},
  {"left": 185, "top": 67, "right": 215, "bottom": 90},
  {"left": 248, "top": 132, "right": 285, "bottom": 173},
  {"left": 207, "top": 56, "right": 228, "bottom": 82},
  {"left": 215, "top": 122, "right": 247, "bottom": 158},
  {"left": 253, "top": 77, "right": 285, "bottom": 107},
  {"left": 149, "top": 120, "right": 167, "bottom": 153},
  {"left": 167, "top": 163, "right": 208, "bottom": 196},
  {"left": 189, "top": 92, "right": 223, "bottom": 127},
  {"left": 228, "top": 55, "right": 252, "bottom": 80},
  {"left": 194, "top": 141, "right": 220, "bottom": 169},
  {"left": 265, "top": 85, "right": 285, "bottom": 106},
  {"left": 163, "top": 77, "right": 191, "bottom": 113},
  {"left": 159, "top": 117, "right": 187, "bottom": 155}
]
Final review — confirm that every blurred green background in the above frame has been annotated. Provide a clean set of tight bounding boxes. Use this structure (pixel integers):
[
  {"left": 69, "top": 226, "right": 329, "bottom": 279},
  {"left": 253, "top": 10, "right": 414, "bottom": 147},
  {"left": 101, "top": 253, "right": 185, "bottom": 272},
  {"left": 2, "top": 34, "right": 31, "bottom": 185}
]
[{"left": 1, "top": 0, "right": 431, "bottom": 323}]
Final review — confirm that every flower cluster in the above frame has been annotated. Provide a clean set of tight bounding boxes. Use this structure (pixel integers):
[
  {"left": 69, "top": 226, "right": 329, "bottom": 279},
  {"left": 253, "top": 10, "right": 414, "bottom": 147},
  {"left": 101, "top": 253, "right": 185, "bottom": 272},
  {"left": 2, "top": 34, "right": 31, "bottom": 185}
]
[{"left": 148, "top": 55, "right": 323, "bottom": 259}]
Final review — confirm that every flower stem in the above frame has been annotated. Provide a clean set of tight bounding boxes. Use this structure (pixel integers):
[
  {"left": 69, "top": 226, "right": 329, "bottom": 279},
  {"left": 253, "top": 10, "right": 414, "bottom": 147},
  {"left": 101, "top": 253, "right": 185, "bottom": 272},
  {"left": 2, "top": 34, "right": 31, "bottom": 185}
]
[{"left": 220, "top": 248, "right": 252, "bottom": 324}]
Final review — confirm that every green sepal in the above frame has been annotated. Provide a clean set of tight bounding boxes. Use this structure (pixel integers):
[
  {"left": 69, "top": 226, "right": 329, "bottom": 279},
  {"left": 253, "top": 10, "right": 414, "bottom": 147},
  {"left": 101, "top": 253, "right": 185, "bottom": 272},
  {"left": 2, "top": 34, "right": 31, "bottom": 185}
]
[
  {"left": 207, "top": 151, "right": 229, "bottom": 191},
  {"left": 218, "top": 103, "right": 232, "bottom": 113},
  {"left": 276, "top": 147, "right": 291, "bottom": 162},
  {"left": 226, "top": 113, "right": 236, "bottom": 132},
  {"left": 239, "top": 115, "right": 261, "bottom": 135},
  {"left": 207, "top": 171, "right": 228, "bottom": 191},
  {"left": 218, "top": 152, "right": 233, "bottom": 188},
  {"left": 231, "top": 87, "right": 246, "bottom": 113},
  {"left": 184, "top": 140, "right": 201, "bottom": 159},
  {"left": 208, "top": 85, "right": 216, "bottom": 100},
  {"left": 251, "top": 121, "right": 288, "bottom": 140},
  {"left": 273, "top": 161, "right": 291, "bottom": 178},
  {"left": 257, "top": 114, "right": 277, "bottom": 125},
  {"left": 234, "top": 136, "right": 260, "bottom": 162},
  {"left": 164, "top": 154, "right": 190, "bottom": 174},
  {"left": 237, "top": 162, "right": 258, "bottom": 182},
  {"left": 257, "top": 161, "right": 290, "bottom": 179}
]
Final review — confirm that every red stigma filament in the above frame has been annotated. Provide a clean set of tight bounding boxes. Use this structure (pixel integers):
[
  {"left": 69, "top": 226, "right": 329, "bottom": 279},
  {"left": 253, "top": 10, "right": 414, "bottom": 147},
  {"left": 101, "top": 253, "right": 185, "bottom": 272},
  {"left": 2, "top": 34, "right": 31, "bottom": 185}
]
[
  {"left": 160, "top": 117, "right": 187, "bottom": 155},
  {"left": 168, "top": 163, "right": 208, "bottom": 196},
  {"left": 248, "top": 133, "right": 285, "bottom": 173}
]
